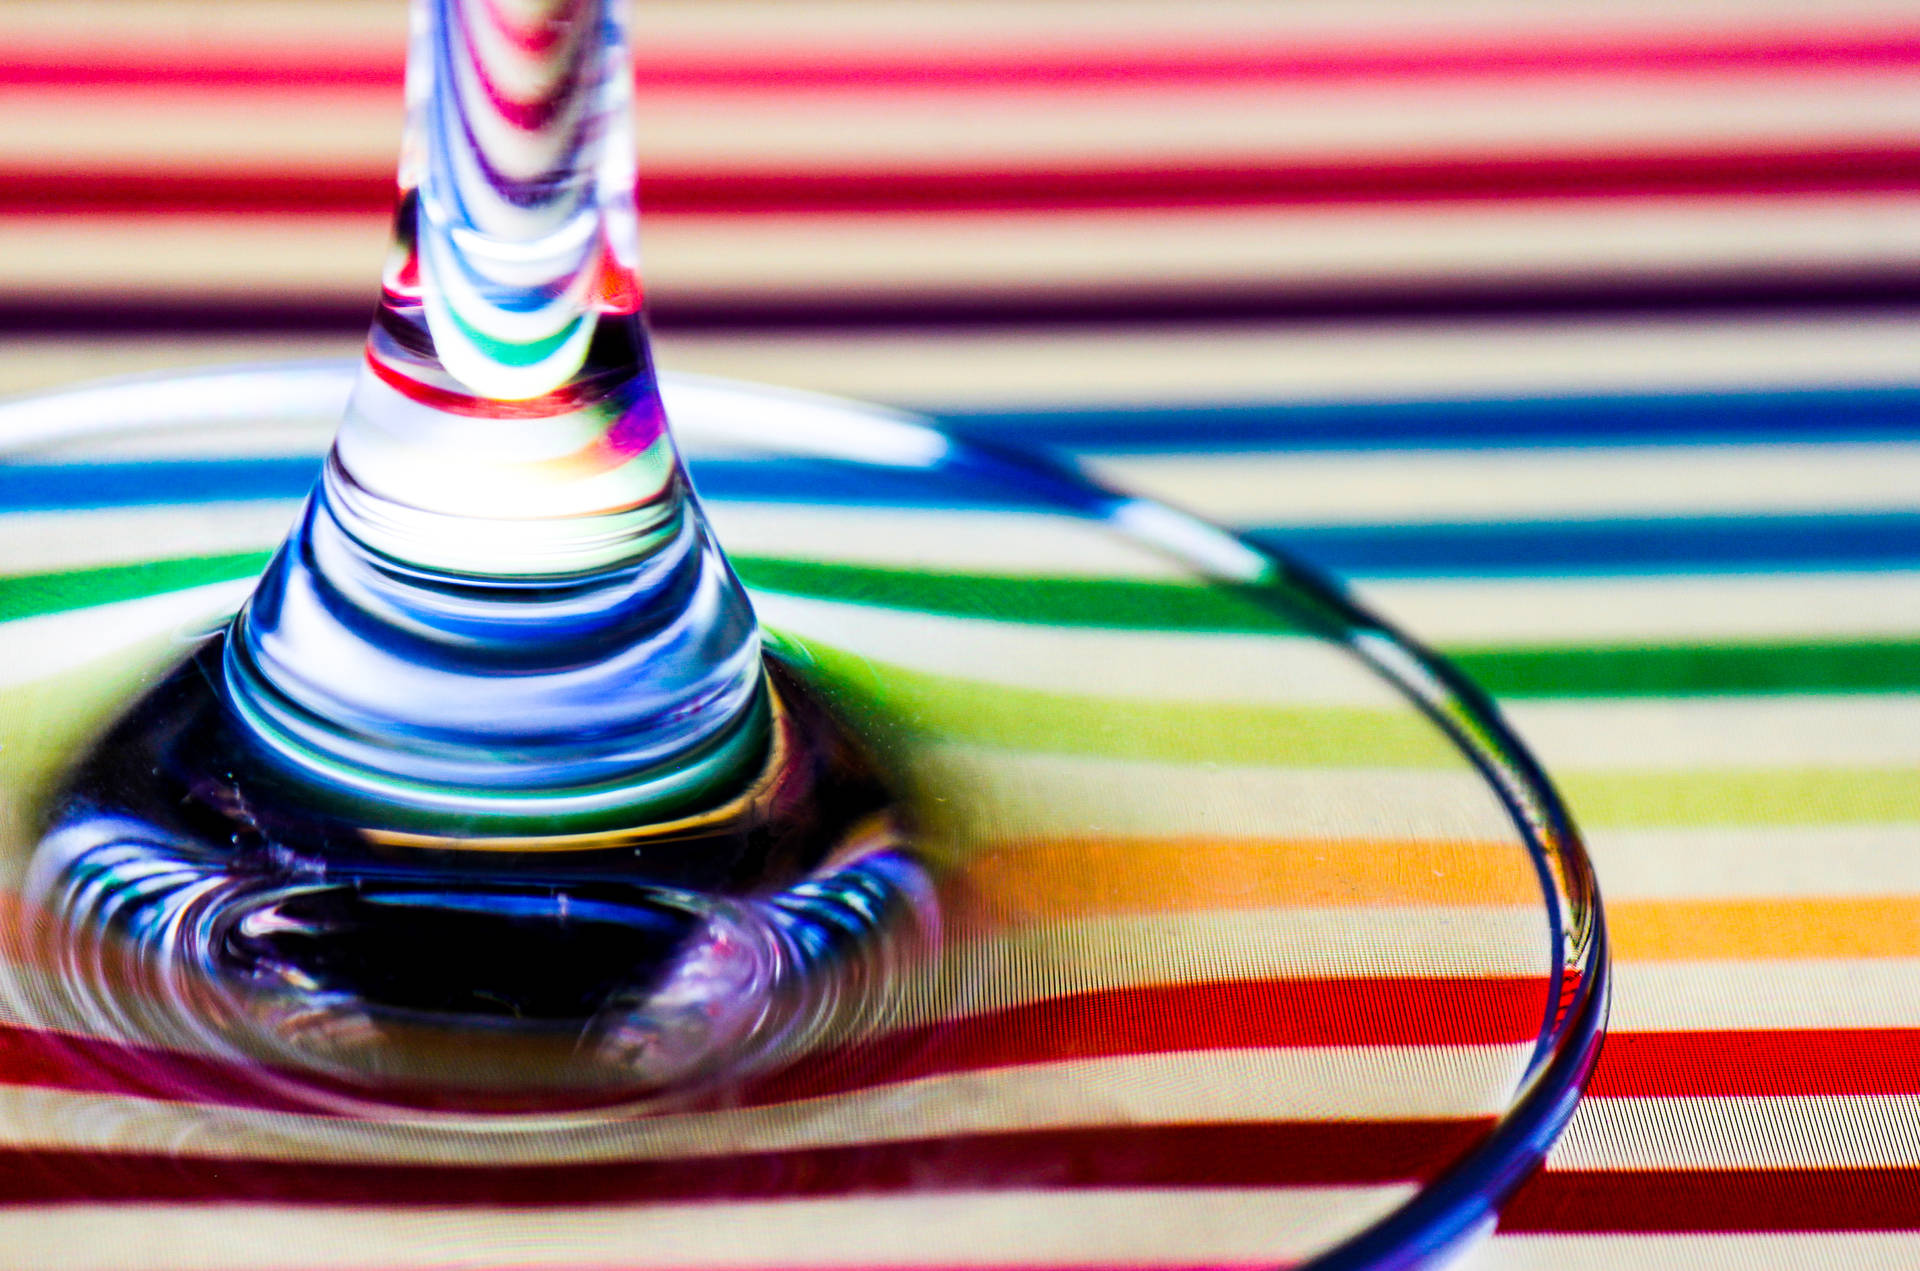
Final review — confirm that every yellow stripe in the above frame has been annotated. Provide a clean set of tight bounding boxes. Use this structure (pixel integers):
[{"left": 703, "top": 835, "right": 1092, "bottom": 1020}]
[{"left": 1560, "top": 767, "right": 1920, "bottom": 829}]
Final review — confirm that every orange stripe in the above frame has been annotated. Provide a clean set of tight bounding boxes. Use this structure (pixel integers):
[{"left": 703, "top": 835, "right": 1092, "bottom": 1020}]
[
  {"left": 1610, "top": 895, "right": 1920, "bottom": 961},
  {"left": 956, "top": 834, "right": 1540, "bottom": 919}
]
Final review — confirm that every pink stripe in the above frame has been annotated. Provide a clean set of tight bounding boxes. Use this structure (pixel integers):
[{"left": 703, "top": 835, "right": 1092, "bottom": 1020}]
[{"left": 8, "top": 29, "right": 1920, "bottom": 92}]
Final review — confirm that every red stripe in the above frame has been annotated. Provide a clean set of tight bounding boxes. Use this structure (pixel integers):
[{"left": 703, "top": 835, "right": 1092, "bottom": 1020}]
[
  {"left": 0, "top": 1120, "right": 1494, "bottom": 1206},
  {"left": 0, "top": 977, "right": 1542, "bottom": 1117},
  {"left": 9, "top": 30, "right": 1920, "bottom": 91},
  {"left": 1500, "top": 1168, "right": 1920, "bottom": 1233},
  {"left": 1589, "top": 1029, "right": 1920, "bottom": 1099},
  {"left": 7, "top": 147, "right": 1920, "bottom": 217}
]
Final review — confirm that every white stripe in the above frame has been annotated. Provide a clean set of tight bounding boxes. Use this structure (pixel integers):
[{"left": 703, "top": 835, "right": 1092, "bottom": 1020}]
[
  {"left": 754, "top": 592, "right": 1408, "bottom": 707},
  {"left": 1590, "top": 824, "right": 1920, "bottom": 899},
  {"left": 1612, "top": 959, "right": 1920, "bottom": 1030},
  {"left": 1504, "top": 695, "right": 1920, "bottom": 771},
  {"left": 0, "top": 1045, "right": 1531, "bottom": 1164},
  {"left": 1362, "top": 572, "right": 1920, "bottom": 645},
  {"left": 915, "top": 744, "right": 1523, "bottom": 843},
  {"left": 0, "top": 1189, "right": 1418, "bottom": 1271},
  {"left": 1485, "top": 1234, "right": 1920, "bottom": 1271},
  {"left": 1089, "top": 442, "right": 1920, "bottom": 526},
  {"left": 1551, "top": 1094, "right": 1920, "bottom": 1171}
]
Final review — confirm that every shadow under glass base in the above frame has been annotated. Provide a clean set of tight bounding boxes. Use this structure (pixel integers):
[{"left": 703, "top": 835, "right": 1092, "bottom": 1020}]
[{"left": 0, "top": 364, "right": 1606, "bottom": 1271}]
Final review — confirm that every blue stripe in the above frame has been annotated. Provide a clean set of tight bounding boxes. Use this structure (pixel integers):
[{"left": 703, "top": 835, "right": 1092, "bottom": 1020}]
[
  {"left": 933, "top": 386, "right": 1920, "bottom": 453},
  {"left": 0, "top": 460, "right": 1082, "bottom": 514},
  {"left": 0, "top": 458, "right": 1092, "bottom": 514},
  {"left": 5, "top": 460, "right": 1917, "bottom": 576},
  {"left": 0, "top": 459, "right": 319, "bottom": 510},
  {"left": 1250, "top": 513, "right": 1920, "bottom": 577}
]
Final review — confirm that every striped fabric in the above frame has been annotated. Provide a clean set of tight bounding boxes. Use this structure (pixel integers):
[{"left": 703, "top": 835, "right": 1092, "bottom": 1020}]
[{"left": 1, "top": 0, "right": 1918, "bottom": 1267}]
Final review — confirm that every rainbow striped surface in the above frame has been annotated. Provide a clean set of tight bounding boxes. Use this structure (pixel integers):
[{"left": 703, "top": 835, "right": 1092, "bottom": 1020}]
[{"left": 2, "top": 1, "right": 1919, "bottom": 1267}]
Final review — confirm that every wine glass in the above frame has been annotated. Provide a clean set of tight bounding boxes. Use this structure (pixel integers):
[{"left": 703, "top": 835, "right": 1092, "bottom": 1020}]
[{"left": 0, "top": 0, "right": 1605, "bottom": 1266}]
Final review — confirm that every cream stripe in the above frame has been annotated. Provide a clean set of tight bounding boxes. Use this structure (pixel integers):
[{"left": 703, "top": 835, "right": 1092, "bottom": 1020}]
[
  {"left": 1610, "top": 959, "right": 1920, "bottom": 1030},
  {"left": 754, "top": 593, "right": 1405, "bottom": 707},
  {"left": 10, "top": 315, "right": 1920, "bottom": 409},
  {"left": 1550, "top": 1094, "right": 1920, "bottom": 1171},
  {"left": 711, "top": 505, "right": 1195, "bottom": 579},
  {"left": 0, "top": 1046, "right": 1531, "bottom": 1164},
  {"left": 1588, "top": 824, "right": 1920, "bottom": 899},
  {"left": 967, "top": 905, "right": 1555, "bottom": 988},
  {"left": 1092, "top": 442, "right": 1920, "bottom": 526},
  {"left": 913, "top": 744, "right": 1521, "bottom": 845},
  {"left": 0, "top": 1189, "right": 1418, "bottom": 1271},
  {"left": 22, "top": 196, "right": 1920, "bottom": 304},
  {"left": 0, "top": 339, "right": 362, "bottom": 403},
  {"left": 651, "top": 194, "right": 1920, "bottom": 297},
  {"left": 0, "top": 581, "right": 248, "bottom": 687},
  {"left": 1485, "top": 1234, "right": 1920, "bottom": 1271},
  {"left": 1506, "top": 696, "right": 1920, "bottom": 771},
  {"left": 9, "top": 0, "right": 1920, "bottom": 52},
  {"left": 1365, "top": 572, "right": 1920, "bottom": 646},
  {"left": 0, "top": 503, "right": 1194, "bottom": 584},
  {"left": 13, "top": 75, "right": 1920, "bottom": 171},
  {"left": 655, "top": 314, "right": 1920, "bottom": 408},
  {"left": 0, "top": 504, "right": 296, "bottom": 575}
]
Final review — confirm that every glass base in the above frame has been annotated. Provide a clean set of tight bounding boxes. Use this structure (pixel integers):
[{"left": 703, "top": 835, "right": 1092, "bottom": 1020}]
[{"left": 0, "top": 364, "right": 1606, "bottom": 1270}]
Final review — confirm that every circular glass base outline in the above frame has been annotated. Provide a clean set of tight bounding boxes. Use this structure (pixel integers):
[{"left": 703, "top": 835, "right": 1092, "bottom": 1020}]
[{"left": 0, "top": 361, "right": 1609, "bottom": 1271}]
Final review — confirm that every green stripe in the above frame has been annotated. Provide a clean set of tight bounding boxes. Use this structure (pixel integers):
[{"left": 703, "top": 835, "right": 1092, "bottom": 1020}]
[
  {"left": 790, "top": 642, "right": 1458, "bottom": 767},
  {"left": 733, "top": 557, "right": 1312, "bottom": 634},
  {"left": 1562, "top": 767, "right": 1920, "bottom": 829},
  {"left": 8, "top": 553, "right": 1919, "bottom": 704},
  {"left": 1452, "top": 639, "right": 1920, "bottom": 698},
  {"left": 0, "top": 552, "right": 270, "bottom": 624}
]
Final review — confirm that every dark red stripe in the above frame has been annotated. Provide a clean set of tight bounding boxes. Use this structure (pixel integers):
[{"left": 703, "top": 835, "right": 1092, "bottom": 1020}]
[
  {"left": 1590, "top": 1029, "right": 1920, "bottom": 1099},
  {"left": 0, "top": 977, "right": 1542, "bottom": 1117},
  {"left": 8, "top": 146, "right": 1920, "bottom": 217},
  {"left": 1501, "top": 1168, "right": 1920, "bottom": 1233},
  {"left": 10, "top": 31, "right": 1920, "bottom": 90},
  {"left": 0, "top": 1120, "right": 1493, "bottom": 1206}
]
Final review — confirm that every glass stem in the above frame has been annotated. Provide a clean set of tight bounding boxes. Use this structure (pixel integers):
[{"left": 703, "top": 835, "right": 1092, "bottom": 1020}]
[{"left": 218, "top": 0, "right": 769, "bottom": 830}]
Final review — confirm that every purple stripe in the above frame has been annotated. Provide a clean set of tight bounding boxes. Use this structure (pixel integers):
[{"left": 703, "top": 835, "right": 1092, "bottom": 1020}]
[{"left": 7, "top": 270, "right": 1920, "bottom": 338}]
